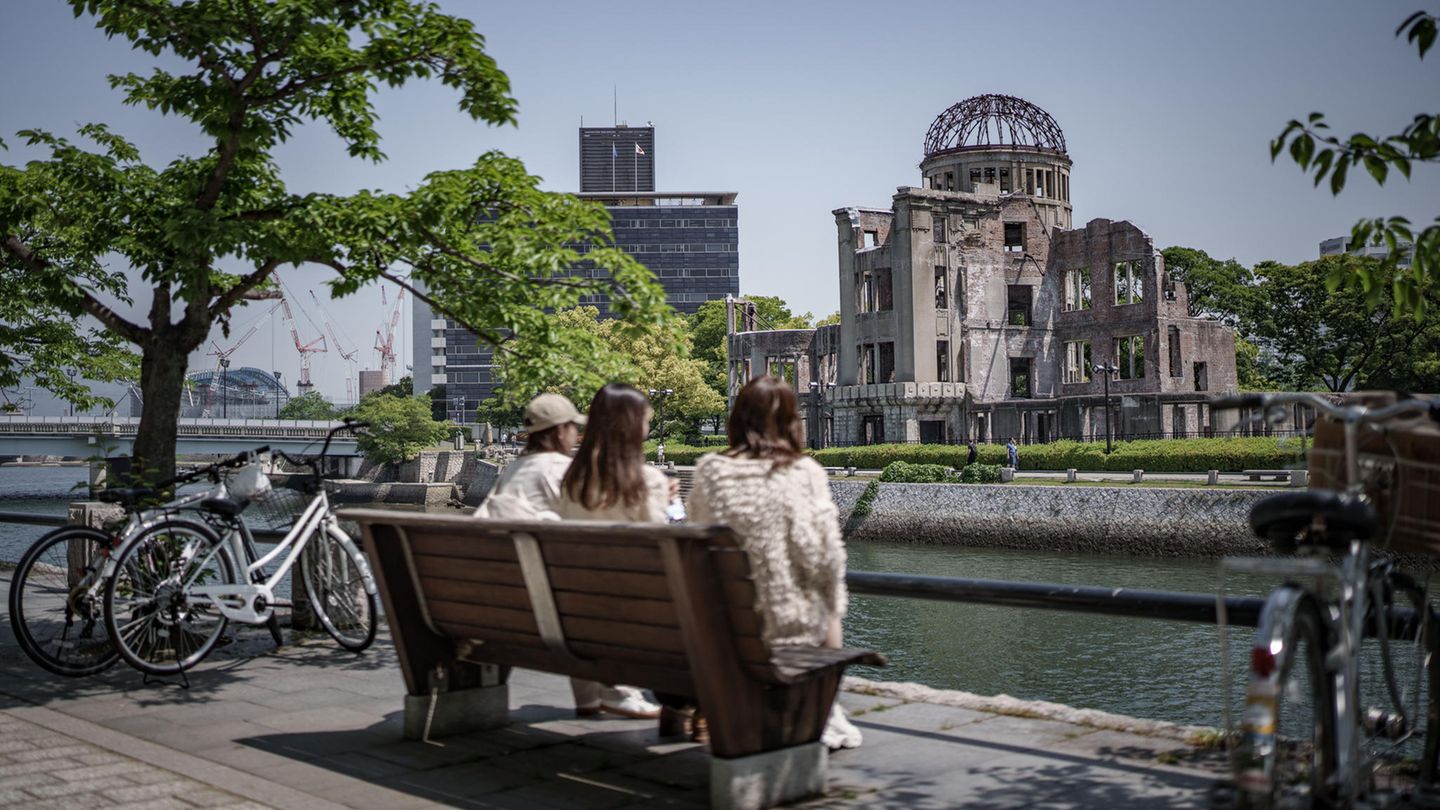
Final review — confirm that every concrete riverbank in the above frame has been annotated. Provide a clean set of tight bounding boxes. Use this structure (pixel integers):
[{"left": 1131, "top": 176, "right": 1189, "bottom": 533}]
[{"left": 833, "top": 480, "right": 1271, "bottom": 557}]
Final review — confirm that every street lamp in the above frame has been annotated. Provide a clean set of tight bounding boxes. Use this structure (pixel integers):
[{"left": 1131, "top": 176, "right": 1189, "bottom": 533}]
[
  {"left": 218, "top": 358, "right": 231, "bottom": 419},
  {"left": 1091, "top": 360, "right": 1120, "bottom": 454},
  {"left": 647, "top": 388, "right": 674, "bottom": 458},
  {"left": 273, "top": 370, "right": 283, "bottom": 419}
]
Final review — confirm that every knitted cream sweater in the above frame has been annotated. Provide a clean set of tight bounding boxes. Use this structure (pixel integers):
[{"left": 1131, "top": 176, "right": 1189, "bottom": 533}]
[{"left": 687, "top": 453, "right": 847, "bottom": 647}]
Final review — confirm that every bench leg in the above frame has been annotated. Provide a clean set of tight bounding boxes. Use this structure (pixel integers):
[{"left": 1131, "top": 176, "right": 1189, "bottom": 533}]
[
  {"left": 403, "top": 684, "right": 509, "bottom": 740},
  {"left": 709, "top": 741, "right": 826, "bottom": 810}
]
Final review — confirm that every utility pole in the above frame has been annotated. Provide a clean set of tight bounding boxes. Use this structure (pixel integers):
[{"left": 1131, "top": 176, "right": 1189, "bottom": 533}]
[
  {"left": 219, "top": 358, "right": 231, "bottom": 419},
  {"left": 274, "top": 370, "right": 283, "bottom": 419}
]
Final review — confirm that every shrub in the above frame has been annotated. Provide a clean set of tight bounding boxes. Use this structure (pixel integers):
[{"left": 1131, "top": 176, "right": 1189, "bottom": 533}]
[
  {"left": 879, "top": 461, "right": 951, "bottom": 483},
  {"left": 644, "top": 442, "right": 708, "bottom": 465},
  {"left": 850, "top": 480, "right": 879, "bottom": 519},
  {"left": 810, "top": 436, "right": 1303, "bottom": 473},
  {"left": 958, "top": 463, "right": 1004, "bottom": 483}
]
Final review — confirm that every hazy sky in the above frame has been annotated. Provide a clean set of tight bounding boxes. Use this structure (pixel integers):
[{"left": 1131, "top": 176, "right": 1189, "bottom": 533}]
[{"left": 3, "top": 0, "right": 1437, "bottom": 405}]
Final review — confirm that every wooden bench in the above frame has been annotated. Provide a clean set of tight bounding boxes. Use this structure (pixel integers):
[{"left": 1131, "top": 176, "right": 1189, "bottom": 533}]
[{"left": 346, "top": 509, "right": 886, "bottom": 810}]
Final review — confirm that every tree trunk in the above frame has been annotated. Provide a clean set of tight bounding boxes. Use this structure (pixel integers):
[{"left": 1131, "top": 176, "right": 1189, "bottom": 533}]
[{"left": 131, "top": 338, "right": 190, "bottom": 484}]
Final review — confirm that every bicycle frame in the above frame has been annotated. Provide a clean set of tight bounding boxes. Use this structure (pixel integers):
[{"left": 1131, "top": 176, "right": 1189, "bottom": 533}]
[{"left": 187, "top": 486, "right": 376, "bottom": 625}]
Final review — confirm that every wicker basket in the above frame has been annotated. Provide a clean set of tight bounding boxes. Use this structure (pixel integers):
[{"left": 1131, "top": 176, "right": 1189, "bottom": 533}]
[{"left": 1309, "top": 395, "right": 1440, "bottom": 557}]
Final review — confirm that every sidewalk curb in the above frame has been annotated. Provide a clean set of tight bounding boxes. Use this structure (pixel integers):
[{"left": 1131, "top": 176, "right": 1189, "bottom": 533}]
[{"left": 1, "top": 702, "right": 349, "bottom": 810}]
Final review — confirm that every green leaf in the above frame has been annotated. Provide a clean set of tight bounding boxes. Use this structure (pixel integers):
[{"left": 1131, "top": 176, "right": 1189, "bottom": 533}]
[
  {"left": 1363, "top": 155, "right": 1388, "bottom": 185},
  {"left": 1330, "top": 156, "right": 1349, "bottom": 195}
]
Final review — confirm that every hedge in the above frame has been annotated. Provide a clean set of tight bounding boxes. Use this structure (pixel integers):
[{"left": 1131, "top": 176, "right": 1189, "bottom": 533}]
[
  {"left": 879, "top": 461, "right": 950, "bottom": 483},
  {"left": 810, "top": 437, "right": 1305, "bottom": 473}
]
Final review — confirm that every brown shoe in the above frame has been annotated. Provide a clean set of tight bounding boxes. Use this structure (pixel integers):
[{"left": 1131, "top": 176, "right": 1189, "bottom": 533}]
[
  {"left": 658, "top": 706, "right": 692, "bottom": 737},
  {"left": 690, "top": 712, "right": 709, "bottom": 746}
]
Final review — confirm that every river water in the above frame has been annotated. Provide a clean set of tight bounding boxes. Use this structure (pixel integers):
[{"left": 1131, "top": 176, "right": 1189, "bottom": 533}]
[{"left": 0, "top": 466, "right": 1402, "bottom": 732}]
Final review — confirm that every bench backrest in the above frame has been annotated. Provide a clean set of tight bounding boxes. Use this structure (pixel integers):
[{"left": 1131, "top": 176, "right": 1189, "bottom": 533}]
[{"left": 348, "top": 510, "right": 778, "bottom": 698}]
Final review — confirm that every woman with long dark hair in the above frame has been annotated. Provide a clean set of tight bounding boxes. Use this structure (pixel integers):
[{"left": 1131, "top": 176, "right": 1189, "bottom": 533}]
[
  {"left": 556, "top": 383, "right": 670, "bottom": 720},
  {"left": 557, "top": 383, "right": 670, "bottom": 522},
  {"left": 686, "top": 375, "right": 861, "bottom": 749}
]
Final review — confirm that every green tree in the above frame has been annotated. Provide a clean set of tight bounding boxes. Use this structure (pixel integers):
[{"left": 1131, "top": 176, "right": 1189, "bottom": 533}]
[
  {"left": 474, "top": 395, "right": 524, "bottom": 431},
  {"left": 1269, "top": 10, "right": 1440, "bottom": 313},
  {"left": 0, "top": 1, "right": 672, "bottom": 481},
  {"left": 1160, "top": 246, "right": 1253, "bottom": 323},
  {"left": 1246, "top": 255, "right": 1440, "bottom": 391},
  {"left": 496, "top": 307, "right": 724, "bottom": 424},
  {"left": 814, "top": 311, "right": 842, "bottom": 327},
  {"left": 349, "top": 393, "right": 454, "bottom": 465},
  {"left": 376, "top": 375, "right": 414, "bottom": 400},
  {"left": 278, "top": 390, "right": 337, "bottom": 420}
]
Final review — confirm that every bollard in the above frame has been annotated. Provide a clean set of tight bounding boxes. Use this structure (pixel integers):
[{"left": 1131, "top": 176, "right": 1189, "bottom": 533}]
[
  {"left": 1289, "top": 469, "right": 1308, "bottom": 488},
  {"left": 1132, "top": 469, "right": 1144, "bottom": 484},
  {"left": 1066, "top": 468, "right": 1077, "bottom": 483},
  {"left": 846, "top": 466, "right": 856, "bottom": 477},
  {"left": 999, "top": 467, "right": 1015, "bottom": 483},
  {"left": 1207, "top": 469, "right": 1220, "bottom": 486}
]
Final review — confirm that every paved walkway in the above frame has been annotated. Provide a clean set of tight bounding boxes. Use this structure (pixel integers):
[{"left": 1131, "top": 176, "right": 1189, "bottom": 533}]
[{"left": 0, "top": 595, "right": 1229, "bottom": 808}]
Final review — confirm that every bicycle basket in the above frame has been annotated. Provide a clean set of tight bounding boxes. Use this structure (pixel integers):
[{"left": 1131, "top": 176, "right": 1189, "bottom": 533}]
[
  {"left": 1310, "top": 398, "right": 1440, "bottom": 557},
  {"left": 243, "top": 486, "right": 311, "bottom": 533}
]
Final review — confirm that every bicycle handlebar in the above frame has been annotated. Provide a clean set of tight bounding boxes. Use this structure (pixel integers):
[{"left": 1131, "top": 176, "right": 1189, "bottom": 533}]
[
  {"left": 274, "top": 419, "right": 369, "bottom": 483},
  {"left": 1212, "top": 391, "right": 1439, "bottom": 427}
]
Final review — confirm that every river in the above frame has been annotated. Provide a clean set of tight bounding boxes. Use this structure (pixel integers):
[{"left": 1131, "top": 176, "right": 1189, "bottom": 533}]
[{"left": 0, "top": 466, "right": 1413, "bottom": 732}]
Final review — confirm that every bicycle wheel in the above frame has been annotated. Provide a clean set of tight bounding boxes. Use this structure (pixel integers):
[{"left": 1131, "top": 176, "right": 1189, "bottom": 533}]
[
  {"left": 8, "top": 526, "right": 119, "bottom": 677},
  {"left": 103, "top": 520, "right": 236, "bottom": 675},
  {"left": 1235, "top": 594, "right": 1338, "bottom": 809},
  {"left": 299, "top": 525, "right": 377, "bottom": 652},
  {"left": 1354, "top": 572, "right": 1433, "bottom": 794}
]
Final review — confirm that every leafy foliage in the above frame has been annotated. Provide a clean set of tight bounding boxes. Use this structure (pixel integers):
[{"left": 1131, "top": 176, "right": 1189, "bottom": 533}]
[
  {"left": 495, "top": 307, "right": 723, "bottom": 423},
  {"left": 1269, "top": 10, "right": 1440, "bottom": 314},
  {"left": 957, "top": 463, "right": 1005, "bottom": 484},
  {"left": 278, "top": 390, "right": 337, "bottom": 420},
  {"left": 1160, "top": 246, "right": 1252, "bottom": 323},
  {"left": 879, "top": 461, "right": 951, "bottom": 483},
  {"left": 811, "top": 438, "right": 1304, "bottom": 473},
  {"left": 348, "top": 393, "right": 454, "bottom": 465},
  {"left": 0, "top": 1, "right": 675, "bottom": 480}
]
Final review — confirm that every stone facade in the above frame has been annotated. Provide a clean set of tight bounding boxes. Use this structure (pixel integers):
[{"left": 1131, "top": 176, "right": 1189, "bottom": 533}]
[{"left": 727, "top": 94, "right": 1239, "bottom": 447}]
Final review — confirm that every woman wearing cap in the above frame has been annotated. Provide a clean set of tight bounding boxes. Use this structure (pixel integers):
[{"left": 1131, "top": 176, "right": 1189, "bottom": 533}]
[
  {"left": 473, "top": 393, "right": 586, "bottom": 520},
  {"left": 477, "top": 391, "right": 662, "bottom": 720}
]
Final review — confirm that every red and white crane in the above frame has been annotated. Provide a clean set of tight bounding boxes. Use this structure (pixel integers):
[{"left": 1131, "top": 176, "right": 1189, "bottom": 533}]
[
  {"left": 310, "top": 290, "right": 361, "bottom": 403},
  {"left": 374, "top": 286, "right": 405, "bottom": 384},
  {"left": 279, "top": 295, "right": 327, "bottom": 394}
]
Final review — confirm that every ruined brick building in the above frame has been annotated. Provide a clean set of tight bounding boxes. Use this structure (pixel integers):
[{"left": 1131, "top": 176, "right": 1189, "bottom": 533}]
[{"left": 728, "top": 94, "right": 1238, "bottom": 446}]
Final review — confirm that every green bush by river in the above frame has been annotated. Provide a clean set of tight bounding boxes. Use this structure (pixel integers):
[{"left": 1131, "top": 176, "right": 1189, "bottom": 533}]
[{"left": 648, "top": 436, "right": 1306, "bottom": 472}]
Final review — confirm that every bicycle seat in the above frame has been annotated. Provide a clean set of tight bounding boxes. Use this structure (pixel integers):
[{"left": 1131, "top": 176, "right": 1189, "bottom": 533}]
[
  {"left": 1250, "top": 490, "right": 1378, "bottom": 552},
  {"left": 97, "top": 487, "right": 154, "bottom": 506},
  {"left": 200, "top": 496, "right": 247, "bottom": 518}
]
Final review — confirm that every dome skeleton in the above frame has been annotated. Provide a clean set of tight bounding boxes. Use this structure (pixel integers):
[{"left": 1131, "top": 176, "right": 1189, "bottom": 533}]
[{"left": 923, "top": 94, "right": 1067, "bottom": 158}]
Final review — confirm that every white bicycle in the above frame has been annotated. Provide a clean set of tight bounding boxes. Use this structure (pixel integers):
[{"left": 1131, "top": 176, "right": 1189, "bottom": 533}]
[{"left": 102, "top": 420, "right": 379, "bottom": 676}]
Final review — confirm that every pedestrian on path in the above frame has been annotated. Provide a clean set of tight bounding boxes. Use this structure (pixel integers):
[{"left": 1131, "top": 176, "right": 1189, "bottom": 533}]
[
  {"left": 966, "top": 439, "right": 978, "bottom": 467},
  {"left": 1006, "top": 437, "right": 1019, "bottom": 470}
]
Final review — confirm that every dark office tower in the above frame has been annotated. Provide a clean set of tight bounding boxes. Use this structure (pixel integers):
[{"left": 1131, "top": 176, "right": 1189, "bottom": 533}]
[
  {"left": 580, "top": 126, "right": 655, "bottom": 192},
  {"left": 415, "top": 124, "right": 738, "bottom": 422}
]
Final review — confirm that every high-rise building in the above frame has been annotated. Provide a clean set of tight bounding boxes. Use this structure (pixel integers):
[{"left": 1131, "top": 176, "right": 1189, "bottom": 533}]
[
  {"left": 579, "top": 125, "right": 655, "bottom": 193},
  {"left": 413, "top": 125, "right": 739, "bottom": 424}
]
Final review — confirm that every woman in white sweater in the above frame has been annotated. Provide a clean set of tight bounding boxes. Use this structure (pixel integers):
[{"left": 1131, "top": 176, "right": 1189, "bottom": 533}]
[{"left": 686, "top": 375, "right": 862, "bottom": 749}]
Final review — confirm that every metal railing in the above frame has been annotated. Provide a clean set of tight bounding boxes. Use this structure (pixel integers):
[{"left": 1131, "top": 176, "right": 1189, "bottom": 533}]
[
  {"left": 823, "top": 428, "right": 1313, "bottom": 448},
  {"left": 0, "top": 510, "right": 288, "bottom": 541},
  {"left": 0, "top": 415, "right": 346, "bottom": 440}
]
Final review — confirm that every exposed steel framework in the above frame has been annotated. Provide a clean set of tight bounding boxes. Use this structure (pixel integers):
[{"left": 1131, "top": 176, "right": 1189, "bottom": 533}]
[{"left": 923, "top": 94, "right": 1067, "bottom": 157}]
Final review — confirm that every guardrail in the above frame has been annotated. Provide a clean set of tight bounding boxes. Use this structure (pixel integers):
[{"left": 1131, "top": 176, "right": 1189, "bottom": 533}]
[
  {"left": 0, "top": 416, "right": 348, "bottom": 440},
  {"left": 0, "top": 510, "right": 288, "bottom": 541}
]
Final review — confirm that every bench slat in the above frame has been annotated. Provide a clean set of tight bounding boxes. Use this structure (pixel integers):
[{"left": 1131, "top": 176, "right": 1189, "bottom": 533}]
[
  {"left": 539, "top": 542, "right": 665, "bottom": 574},
  {"left": 554, "top": 592, "right": 678, "bottom": 628},
  {"left": 562, "top": 615, "right": 684, "bottom": 653},
  {"left": 414, "top": 556, "right": 525, "bottom": 588},
  {"left": 404, "top": 531, "right": 519, "bottom": 562},
  {"left": 569, "top": 641, "right": 689, "bottom": 671},
  {"left": 427, "top": 599, "right": 539, "bottom": 635},
  {"left": 418, "top": 579, "right": 531, "bottom": 611}
]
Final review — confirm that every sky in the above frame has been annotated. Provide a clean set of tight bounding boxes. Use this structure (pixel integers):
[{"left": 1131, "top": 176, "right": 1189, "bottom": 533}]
[{"left": 3, "top": 0, "right": 1437, "bottom": 408}]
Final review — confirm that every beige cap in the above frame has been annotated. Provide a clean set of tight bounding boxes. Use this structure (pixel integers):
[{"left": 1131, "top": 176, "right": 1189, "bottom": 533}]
[{"left": 520, "top": 393, "right": 586, "bottom": 435}]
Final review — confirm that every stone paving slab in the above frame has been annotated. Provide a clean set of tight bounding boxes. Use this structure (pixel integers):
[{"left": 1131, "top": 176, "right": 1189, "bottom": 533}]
[{"left": 0, "top": 578, "right": 1226, "bottom": 808}]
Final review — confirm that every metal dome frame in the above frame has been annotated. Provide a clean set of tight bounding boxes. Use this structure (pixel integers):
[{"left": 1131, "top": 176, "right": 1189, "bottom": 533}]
[{"left": 923, "top": 94, "right": 1067, "bottom": 157}]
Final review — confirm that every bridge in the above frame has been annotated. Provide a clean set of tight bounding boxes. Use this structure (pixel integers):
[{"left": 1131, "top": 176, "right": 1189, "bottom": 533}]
[{"left": 0, "top": 415, "right": 359, "bottom": 458}]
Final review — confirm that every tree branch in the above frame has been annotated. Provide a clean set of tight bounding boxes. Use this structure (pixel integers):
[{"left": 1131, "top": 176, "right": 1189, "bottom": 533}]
[
  {"left": 208, "top": 258, "right": 282, "bottom": 320},
  {"left": 2, "top": 235, "right": 148, "bottom": 343}
]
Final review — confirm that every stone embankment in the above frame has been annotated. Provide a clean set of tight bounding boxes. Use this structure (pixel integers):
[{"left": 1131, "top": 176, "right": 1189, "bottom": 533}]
[{"left": 833, "top": 480, "right": 1271, "bottom": 557}]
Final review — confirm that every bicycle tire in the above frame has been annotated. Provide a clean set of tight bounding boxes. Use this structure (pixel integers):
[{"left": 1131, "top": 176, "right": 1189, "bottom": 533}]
[
  {"left": 8, "top": 526, "right": 120, "bottom": 677},
  {"left": 299, "top": 524, "right": 377, "bottom": 652},
  {"left": 1235, "top": 596, "right": 1338, "bottom": 809},
  {"left": 103, "top": 520, "right": 236, "bottom": 675}
]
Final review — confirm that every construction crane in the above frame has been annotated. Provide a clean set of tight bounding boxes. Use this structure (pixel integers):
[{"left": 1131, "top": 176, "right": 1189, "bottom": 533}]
[
  {"left": 203, "top": 301, "right": 281, "bottom": 417},
  {"left": 310, "top": 290, "right": 361, "bottom": 403},
  {"left": 374, "top": 285, "right": 406, "bottom": 385},
  {"left": 279, "top": 295, "right": 327, "bottom": 394}
]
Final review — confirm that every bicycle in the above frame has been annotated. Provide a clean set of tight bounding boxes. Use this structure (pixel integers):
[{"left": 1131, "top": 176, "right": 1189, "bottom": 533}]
[
  {"left": 102, "top": 420, "right": 378, "bottom": 676},
  {"left": 1216, "top": 392, "right": 1440, "bottom": 808},
  {"left": 7, "top": 451, "right": 262, "bottom": 677}
]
